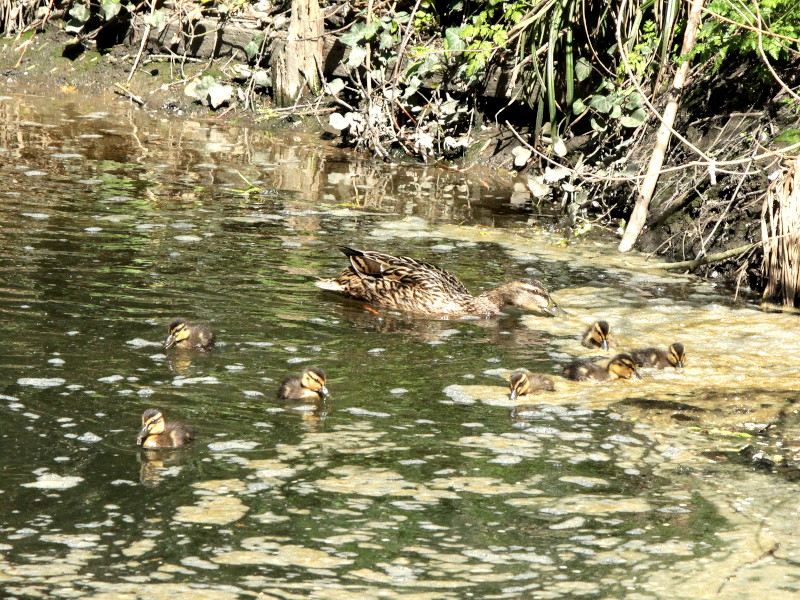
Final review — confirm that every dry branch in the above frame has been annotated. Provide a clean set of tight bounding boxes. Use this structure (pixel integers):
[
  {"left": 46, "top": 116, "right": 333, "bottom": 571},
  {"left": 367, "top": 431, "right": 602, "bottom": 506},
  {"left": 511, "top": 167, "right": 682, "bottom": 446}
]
[{"left": 618, "top": 0, "right": 705, "bottom": 252}]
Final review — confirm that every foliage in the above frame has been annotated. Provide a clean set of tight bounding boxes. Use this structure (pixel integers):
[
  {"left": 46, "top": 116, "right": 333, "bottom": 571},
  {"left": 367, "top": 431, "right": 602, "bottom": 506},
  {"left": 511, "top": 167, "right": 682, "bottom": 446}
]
[{"left": 691, "top": 0, "right": 800, "bottom": 73}]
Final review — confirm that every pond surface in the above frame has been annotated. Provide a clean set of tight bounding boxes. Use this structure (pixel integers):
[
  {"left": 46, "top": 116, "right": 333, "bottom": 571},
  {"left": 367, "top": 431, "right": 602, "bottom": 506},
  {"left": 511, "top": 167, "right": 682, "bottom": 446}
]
[{"left": 1, "top": 92, "right": 799, "bottom": 599}]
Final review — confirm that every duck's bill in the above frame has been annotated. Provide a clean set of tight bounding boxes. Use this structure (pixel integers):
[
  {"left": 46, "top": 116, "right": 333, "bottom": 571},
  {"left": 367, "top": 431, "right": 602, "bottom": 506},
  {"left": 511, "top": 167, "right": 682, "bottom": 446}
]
[
  {"left": 542, "top": 300, "right": 567, "bottom": 317},
  {"left": 136, "top": 434, "right": 145, "bottom": 446},
  {"left": 320, "top": 386, "right": 331, "bottom": 399},
  {"left": 674, "top": 361, "right": 684, "bottom": 369},
  {"left": 164, "top": 335, "right": 176, "bottom": 349},
  {"left": 509, "top": 390, "right": 518, "bottom": 401},
  {"left": 632, "top": 371, "right": 643, "bottom": 381},
  {"left": 601, "top": 340, "right": 609, "bottom": 351}
]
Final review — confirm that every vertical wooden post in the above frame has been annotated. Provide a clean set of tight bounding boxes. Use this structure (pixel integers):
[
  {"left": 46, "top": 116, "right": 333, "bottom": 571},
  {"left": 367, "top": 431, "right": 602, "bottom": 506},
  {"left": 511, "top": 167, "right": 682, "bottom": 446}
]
[{"left": 272, "top": 0, "right": 324, "bottom": 107}]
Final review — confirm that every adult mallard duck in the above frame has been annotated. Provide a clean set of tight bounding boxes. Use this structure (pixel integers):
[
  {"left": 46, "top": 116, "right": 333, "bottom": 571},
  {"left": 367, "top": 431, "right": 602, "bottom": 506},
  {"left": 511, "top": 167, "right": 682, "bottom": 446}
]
[
  {"left": 581, "top": 320, "right": 617, "bottom": 351},
  {"left": 315, "top": 246, "right": 564, "bottom": 317},
  {"left": 509, "top": 370, "right": 555, "bottom": 400},
  {"left": 631, "top": 343, "right": 685, "bottom": 369},
  {"left": 562, "top": 353, "right": 642, "bottom": 382},
  {"left": 278, "top": 366, "right": 330, "bottom": 401},
  {"left": 136, "top": 408, "right": 196, "bottom": 448},
  {"left": 164, "top": 318, "right": 215, "bottom": 350}
]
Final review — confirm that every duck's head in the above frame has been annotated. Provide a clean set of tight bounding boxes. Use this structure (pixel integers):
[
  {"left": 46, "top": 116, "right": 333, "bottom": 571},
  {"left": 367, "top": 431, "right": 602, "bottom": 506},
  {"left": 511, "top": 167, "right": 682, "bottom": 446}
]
[
  {"left": 509, "top": 371, "right": 531, "bottom": 401},
  {"left": 137, "top": 408, "right": 165, "bottom": 445},
  {"left": 587, "top": 320, "right": 612, "bottom": 350},
  {"left": 301, "top": 367, "right": 330, "bottom": 399},
  {"left": 164, "top": 318, "right": 190, "bottom": 349},
  {"left": 608, "top": 354, "right": 642, "bottom": 380},
  {"left": 668, "top": 343, "right": 686, "bottom": 369},
  {"left": 505, "top": 280, "right": 566, "bottom": 317}
]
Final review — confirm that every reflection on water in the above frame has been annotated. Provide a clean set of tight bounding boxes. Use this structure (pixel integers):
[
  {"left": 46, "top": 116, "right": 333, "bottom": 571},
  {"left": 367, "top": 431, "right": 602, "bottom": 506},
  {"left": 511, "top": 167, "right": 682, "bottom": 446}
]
[{"left": 0, "top": 93, "right": 799, "bottom": 599}]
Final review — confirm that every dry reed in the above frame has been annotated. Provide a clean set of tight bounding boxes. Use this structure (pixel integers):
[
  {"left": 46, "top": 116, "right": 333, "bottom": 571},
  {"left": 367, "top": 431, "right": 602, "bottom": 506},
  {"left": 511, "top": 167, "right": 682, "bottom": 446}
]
[{"left": 762, "top": 156, "right": 800, "bottom": 307}]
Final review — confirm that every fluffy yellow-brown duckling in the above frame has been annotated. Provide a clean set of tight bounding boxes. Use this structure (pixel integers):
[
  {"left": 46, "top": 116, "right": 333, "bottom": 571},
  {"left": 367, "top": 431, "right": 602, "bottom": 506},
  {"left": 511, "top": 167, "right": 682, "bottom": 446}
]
[
  {"left": 631, "top": 343, "right": 685, "bottom": 369},
  {"left": 278, "top": 366, "right": 330, "bottom": 401},
  {"left": 136, "top": 408, "right": 196, "bottom": 449},
  {"left": 164, "top": 318, "right": 216, "bottom": 350},
  {"left": 581, "top": 320, "right": 617, "bottom": 351},
  {"left": 315, "top": 246, "right": 565, "bottom": 317},
  {"left": 509, "top": 370, "right": 555, "bottom": 400},
  {"left": 562, "top": 353, "right": 642, "bottom": 382}
]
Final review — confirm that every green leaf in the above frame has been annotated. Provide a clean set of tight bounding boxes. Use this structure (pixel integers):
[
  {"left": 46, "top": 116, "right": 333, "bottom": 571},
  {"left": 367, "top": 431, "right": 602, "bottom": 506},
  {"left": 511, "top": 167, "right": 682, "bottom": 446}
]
[
  {"left": 340, "top": 26, "right": 364, "bottom": 47},
  {"left": 326, "top": 78, "right": 345, "bottom": 95},
  {"left": 774, "top": 129, "right": 800, "bottom": 144},
  {"left": 244, "top": 40, "right": 260, "bottom": 61},
  {"left": 347, "top": 45, "right": 368, "bottom": 68},
  {"left": 589, "top": 94, "right": 613, "bottom": 114},
  {"left": 575, "top": 58, "right": 592, "bottom": 82},
  {"left": 101, "top": 0, "right": 123, "bottom": 21},
  {"left": 361, "top": 22, "right": 380, "bottom": 40},
  {"left": 444, "top": 27, "right": 465, "bottom": 52},
  {"left": 252, "top": 70, "right": 269, "bottom": 87},
  {"left": 609, "top": 104, "right": 622, "bottom": 119},
  {"left": 621, "top": 108, "right": 646, "bottom": 128},
  {"left": 590, "top": 117, "right": 607, "bottom": 132},
  {"left": 379, "top": 32, "right": 395, "bottom": 50},
  {"left": 572, "top": 99, "right": 587, "bottom": 115},
  {"left": 143, "top": 8, "right": 169, "bottom": 33},
  {"left": 68, "top": 3, "right": 90, "bottom": 22}
]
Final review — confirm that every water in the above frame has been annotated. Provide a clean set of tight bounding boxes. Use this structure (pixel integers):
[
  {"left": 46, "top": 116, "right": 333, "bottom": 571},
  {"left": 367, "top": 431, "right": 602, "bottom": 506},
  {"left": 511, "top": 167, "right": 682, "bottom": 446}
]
[{"left": 0, "top": 94, "right": 799, "bottom": 599}]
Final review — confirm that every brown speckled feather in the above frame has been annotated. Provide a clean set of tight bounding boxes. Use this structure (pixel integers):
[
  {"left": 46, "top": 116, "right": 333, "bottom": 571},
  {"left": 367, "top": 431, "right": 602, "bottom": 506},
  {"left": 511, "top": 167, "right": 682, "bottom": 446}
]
[{"left": 316, "top": 246, "right": 562, "bottom": 317}]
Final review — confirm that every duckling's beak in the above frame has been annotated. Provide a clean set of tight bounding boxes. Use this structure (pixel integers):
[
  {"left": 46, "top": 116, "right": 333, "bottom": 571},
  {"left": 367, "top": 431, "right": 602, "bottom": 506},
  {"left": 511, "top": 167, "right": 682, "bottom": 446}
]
[
  {"left": 632, "top": 370, "right": 642, "bottom": 381},
  {"left": 542, "top": 298, "right": 567, "bottom": 317},
  {"left": 164, "top": 334, "right": 176, "bottom": 349},
  {"left": 137, "top": 426, "right": 150, "bottom": 445},
  {"left": 600, "top": 339, "right": 609, "bottom": 351},
  {"left": 320, "top": 385, "right": 330, "bottom": 399},
  {"left": 674, "top": 360, "right": 684, "bottom": 369},
  {"left": 509, "top": 389, "right": 518, "bottom": 401}
]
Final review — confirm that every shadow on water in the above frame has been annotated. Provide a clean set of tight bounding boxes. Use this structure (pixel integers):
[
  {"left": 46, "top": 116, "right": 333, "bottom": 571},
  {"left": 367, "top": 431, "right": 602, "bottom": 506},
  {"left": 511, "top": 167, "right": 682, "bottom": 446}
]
[{"left": 1, "top": 93, "right": 799, "bottom": 599}]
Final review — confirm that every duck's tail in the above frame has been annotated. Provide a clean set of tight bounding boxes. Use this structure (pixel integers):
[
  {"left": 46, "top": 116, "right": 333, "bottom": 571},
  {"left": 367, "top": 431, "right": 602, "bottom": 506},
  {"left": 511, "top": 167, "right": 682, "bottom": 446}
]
[{"left": 315, "top": 278, "right": 343, "bottom": 292}]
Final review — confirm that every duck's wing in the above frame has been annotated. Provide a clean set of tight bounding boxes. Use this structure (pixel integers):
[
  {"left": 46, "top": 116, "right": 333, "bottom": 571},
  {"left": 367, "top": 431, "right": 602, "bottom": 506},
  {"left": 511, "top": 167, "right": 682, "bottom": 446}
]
[{"left": 339, "top": 246, "right": 469, "bottom": 294}]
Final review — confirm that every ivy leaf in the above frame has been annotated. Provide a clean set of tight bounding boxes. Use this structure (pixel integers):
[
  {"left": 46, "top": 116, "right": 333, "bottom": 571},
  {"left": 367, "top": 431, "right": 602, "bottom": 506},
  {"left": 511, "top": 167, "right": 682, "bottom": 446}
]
[
  {"left": 144, "top": 8, "right": 169, "bottom": 32},
  {"left": 444, "top": 27, "right": 465, "bottom": 51},
  {"left": 589, "top": 94, "right": 613, "bottom": 114},
  {"left": 575, "top": 58, "right": 592, "bottom": 81},
  {"left": 68, "top": 3, "right": 91, "bottom": 22},
  {"left": 347, "top": 45, "right": 368, "bottom": 68},
  {"left": 244, "top": 34, "right": 264, "bottom": 61},
  {"left": 572, "top": 99, "right": 587, "bottom": 115},
  {"left": 621, "top": 108, "right": 646, "bottom": 128},
  {"left": 101, "top": 0, "right": 123, "bottom": 21},
  {"left": 325, "top": 78, "right": 345, "bottom": 95}
]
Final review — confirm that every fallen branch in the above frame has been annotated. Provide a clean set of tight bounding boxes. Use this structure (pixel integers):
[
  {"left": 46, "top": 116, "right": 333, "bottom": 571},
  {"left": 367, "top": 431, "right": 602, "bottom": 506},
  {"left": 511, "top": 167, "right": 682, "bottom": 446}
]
[
  {"left": 643, "top": 242, "right": 757, "bottom": 270},
  {"left": 113, "top": 83, "right": 146, "bottom": 106}
]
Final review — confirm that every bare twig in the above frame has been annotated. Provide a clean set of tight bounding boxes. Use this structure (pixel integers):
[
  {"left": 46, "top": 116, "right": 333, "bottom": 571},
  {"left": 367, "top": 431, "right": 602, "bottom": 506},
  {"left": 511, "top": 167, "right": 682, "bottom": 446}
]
[{"left": 114, "top": 83, "right": 146, "bottom": 106}]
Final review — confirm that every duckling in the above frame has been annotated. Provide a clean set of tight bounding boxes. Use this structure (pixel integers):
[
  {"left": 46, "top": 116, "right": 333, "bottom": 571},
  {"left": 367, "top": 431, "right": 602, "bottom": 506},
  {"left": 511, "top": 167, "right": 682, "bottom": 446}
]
[
  {"left": 509, "top": 370, "right": 555, "bottom": 400},
  {"left": 136, "top": 408, "right": 196, "bottom": 448},
  {"left": 562, "top": 353, "right": 642, "bottom": 382},
  {"left": 631, "top": 342, "right": 685, "bottom": 369},
  {"left": 315, "top": 246, "right": 565, "bottom": 317},
  {"left": 164, "top": 318, "right": 215, "bottom": 350},
  {"left": 278, "top": 366, "right": 330, "bottom": 401},
  {"left": 581, "top": 320, "right": 617, "bottom": 351}
]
